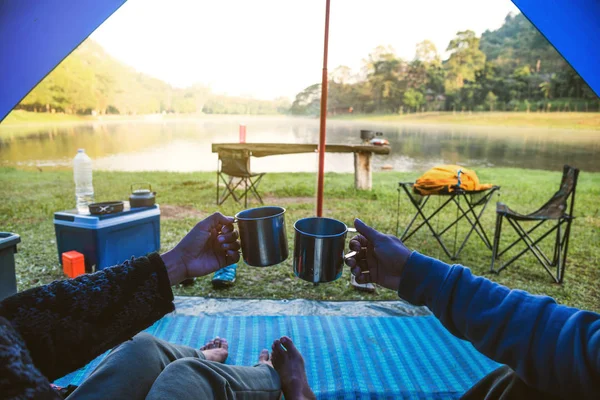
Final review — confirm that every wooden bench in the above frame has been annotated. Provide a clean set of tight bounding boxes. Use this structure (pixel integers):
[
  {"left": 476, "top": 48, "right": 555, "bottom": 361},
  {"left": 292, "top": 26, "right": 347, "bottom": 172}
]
[{"left": 212, "top": 143, "right": 391, "bottom": 190}]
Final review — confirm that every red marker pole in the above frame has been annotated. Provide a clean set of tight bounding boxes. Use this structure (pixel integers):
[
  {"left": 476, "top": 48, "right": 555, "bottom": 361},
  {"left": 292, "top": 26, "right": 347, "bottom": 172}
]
[
  {"left": 316, "top": 0, "right": 330, "bottom": 217},
  {"left": 239, "top": 124, "right": 246, "bottom": 143}
]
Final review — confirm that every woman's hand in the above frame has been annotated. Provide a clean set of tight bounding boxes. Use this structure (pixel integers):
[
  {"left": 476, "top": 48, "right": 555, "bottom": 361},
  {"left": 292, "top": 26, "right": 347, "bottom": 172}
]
[
  {"left": 345, "top": 219, "right": 412, "bottom": 291},
  {"left": 161, "top": 212, "right": 241, "bottom": 285}
]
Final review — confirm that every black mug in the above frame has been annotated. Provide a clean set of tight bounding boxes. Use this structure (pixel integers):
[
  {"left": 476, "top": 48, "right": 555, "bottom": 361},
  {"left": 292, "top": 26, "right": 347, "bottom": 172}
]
[
  {"left": 235, "top": 206, "right": 288, "bottom": 267},
  {"left": 293, "top": 217, "right": 356, "bottom": 283}
]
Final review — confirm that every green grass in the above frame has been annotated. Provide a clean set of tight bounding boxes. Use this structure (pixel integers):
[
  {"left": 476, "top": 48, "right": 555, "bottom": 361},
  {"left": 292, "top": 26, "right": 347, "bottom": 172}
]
[
  {"left": 5, "top": 110, "right": 600, "bottom": 132},
  {"left": 0, "top": 168, "right": 598, "bottom": 312},
  {"left": 2, "top": 110, "right": 92, "bottom": 124},
  {"left": 334, "top": 112, "right": 600, "bottom": 131}
]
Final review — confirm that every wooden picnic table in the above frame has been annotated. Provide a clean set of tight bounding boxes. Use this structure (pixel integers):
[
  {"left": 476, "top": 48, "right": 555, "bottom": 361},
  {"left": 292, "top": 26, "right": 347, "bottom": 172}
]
[{"left": 212, "top": 143, "right": 391, "bottom": 190}]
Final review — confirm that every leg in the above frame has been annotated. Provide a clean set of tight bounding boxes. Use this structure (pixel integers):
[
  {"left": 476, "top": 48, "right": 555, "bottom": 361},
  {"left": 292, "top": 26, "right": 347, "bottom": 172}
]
[
  {"left": 271, "top": 337, "right": 316, "bottom": 400},
  {"left": 69, "top": 333, "right": 227, "bottom": 400},
  {"left": 353, "top": 151, "right": 372, "bottom": 190},
  {"left": 490, "top": 212, "right": 503, "bottom": 273},
  {"left": 462, "top": 365, "right": 554, "bottom": 399},
  {"left": 244, "top": 178, "right": 249, "bottom": 208},
  {"left": 147, "top": 356, "right": 281, "bottom": 400}
]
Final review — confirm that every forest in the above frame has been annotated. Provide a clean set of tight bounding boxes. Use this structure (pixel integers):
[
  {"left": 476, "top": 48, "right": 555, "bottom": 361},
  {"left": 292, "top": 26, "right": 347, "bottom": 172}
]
[
  {"left": 291, "top": 13, "right": 599, "bottom": 115},
  {"left": 15, "top": 13, "right": 598, "bottom": 117}
]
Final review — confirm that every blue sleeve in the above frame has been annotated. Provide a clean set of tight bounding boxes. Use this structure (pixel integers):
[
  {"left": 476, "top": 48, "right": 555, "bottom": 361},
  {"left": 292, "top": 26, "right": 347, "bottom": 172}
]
[{"left": 398, "top": 252, "right": 600, "bottom": 399}]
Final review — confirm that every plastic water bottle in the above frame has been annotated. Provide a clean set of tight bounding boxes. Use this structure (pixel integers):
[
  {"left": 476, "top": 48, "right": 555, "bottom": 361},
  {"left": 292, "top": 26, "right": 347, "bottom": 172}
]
[{"left": 73, "top": 149, "right": 94, "bottom": 213}]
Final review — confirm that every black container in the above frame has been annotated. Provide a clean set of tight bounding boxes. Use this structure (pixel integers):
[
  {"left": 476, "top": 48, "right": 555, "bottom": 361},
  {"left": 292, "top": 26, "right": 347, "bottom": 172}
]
[
  {"left": 129, "top": 183, "right": 156, "bottom": 207},
  {"left": 360, "top": 130, "right": 383, "bottom": 142},
  {"left": 293, "top": 217, "right": 351, "bottom": 283},
  {"left": 89, "top": 201, "right": 124, "bottom": 215},
  {"left": 0, "top": 232, "right": 20, "bottom": 300},
  {"left": 235, "top": 206, "right": 288, "bottom": 267}
]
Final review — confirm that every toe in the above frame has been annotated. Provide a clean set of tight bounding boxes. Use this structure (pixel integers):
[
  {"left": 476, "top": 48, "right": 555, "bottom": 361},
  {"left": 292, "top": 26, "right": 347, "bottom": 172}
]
[
  {"left": 272, "top": 339, "right": 281, "bottom": 353},
  {"left": 280, "top": 336, "right": 299, "bottom": 356},
  {"left": 270, "top": 347, "right": 279, "bottom": 367},
  {"left": 259, "top": 349, "right": 270, "bottom": 362},
  {"left": 220, "top": 338, "right": 229, "bottom": 350},
  {"left": 272, "top": 340, "right": 284, "bottom": 357},
  {"left": 273, "top": 339, "right": 290, "bottom": 360}
]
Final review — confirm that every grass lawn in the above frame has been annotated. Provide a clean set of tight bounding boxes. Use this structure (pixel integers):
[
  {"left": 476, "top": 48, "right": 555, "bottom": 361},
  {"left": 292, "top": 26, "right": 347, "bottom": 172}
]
[
  {"left": 4, "top": 110, "right": 600, "bottom": 132},
  {"left": 2, "top": 110, "right": 92, "bottom": 124},
  {"left": 335, "top": 112, "right": 600, "bottom": 131},
  {"left": 1, "top": 167, "right": 598, "bottom": 312}
]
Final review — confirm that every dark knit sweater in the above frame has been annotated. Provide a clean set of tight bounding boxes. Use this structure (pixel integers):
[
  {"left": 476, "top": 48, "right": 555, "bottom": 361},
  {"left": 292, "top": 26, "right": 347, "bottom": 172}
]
[{"left": 0, "top": 253, "right": 174, "bottom": 400}]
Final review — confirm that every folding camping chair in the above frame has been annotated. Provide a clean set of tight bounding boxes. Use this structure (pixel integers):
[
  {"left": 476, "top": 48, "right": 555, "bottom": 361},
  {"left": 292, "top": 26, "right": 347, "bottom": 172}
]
[
  {"left": 397, "top": 183, "right": 499, "bottom": 260},
  {"left": 216, "top": 149, "right": 265, "bottom": 208},
  {"left": 490, "top": 165, "right": 579, "bottom": 283}
]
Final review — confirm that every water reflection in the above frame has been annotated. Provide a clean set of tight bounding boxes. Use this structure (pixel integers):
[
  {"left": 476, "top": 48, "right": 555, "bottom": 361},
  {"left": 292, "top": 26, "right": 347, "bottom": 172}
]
[{"left": 0, "top": 117, "right": 598, "bottom": 172}]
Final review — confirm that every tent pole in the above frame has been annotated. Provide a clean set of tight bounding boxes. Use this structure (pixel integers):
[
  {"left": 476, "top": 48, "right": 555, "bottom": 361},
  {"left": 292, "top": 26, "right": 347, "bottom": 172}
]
[{"left": 316, "top": 0, "right": 330, "bottom": 217}]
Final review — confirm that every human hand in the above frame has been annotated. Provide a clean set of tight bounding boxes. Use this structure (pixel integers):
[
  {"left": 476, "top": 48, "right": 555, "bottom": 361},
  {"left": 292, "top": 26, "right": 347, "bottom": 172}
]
[
  {"left": 161, "top": 212, "right": 241, "bottom": 285},
  {"left": 345, "top": 219, "right": 412, "bottom": 291}
]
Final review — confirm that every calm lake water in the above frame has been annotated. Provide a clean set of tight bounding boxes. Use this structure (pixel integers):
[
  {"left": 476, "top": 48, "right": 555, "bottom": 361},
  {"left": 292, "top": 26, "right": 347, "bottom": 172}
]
[{"left": 1, "top": 116, "right": 599, "bottom": 173}]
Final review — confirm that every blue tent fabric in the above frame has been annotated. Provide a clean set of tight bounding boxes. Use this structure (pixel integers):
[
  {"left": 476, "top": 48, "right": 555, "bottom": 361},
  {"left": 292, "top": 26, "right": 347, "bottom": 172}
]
[
  {"left": 54, "top": 314, "right": 500, "bottom": 399},
  {"left": 0, "top": 0, "right": 126, "bottom": 122},
  {"left": 512, "top": 0, "right": 600, "bottom": 97}
]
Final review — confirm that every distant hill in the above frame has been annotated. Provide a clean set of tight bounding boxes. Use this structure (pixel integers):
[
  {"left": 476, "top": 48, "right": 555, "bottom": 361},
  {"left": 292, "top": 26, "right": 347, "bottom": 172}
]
[
  {"left": 480, "top": 13, "right": 567, "bottom": 75},
  {"left": 479, "top": 13, "right": 592, "bottom": 100},
  {"left": 16, "top": 39, "right": 288, "bottom": 115}
]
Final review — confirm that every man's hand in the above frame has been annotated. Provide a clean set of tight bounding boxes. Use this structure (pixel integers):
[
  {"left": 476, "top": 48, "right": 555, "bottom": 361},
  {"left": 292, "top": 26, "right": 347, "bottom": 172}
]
[
  {"left": 345, "top": 219, "right": 412, "bottom": 291},
  {"left": 161, "top": 212, "right": 241, "bottom": 285}
]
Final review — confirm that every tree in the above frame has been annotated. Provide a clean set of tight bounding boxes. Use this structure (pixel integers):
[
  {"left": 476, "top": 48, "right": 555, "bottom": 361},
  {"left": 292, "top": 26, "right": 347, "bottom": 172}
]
[
  {"left": 444, "top": 30, "right": 486, "bottom": 94},
  {"left": 403, "top": 89, "right": 425, "bottom": 112},
  {"left": 406, "top": 60, "right": 428, "bottom": 90},
  {"left": 290, "top": 84, "right": 321, "bottom": 115},
  {"left": 415, "top": 40, "right": 441, "bottom": 65},
  {"left": 330, "top": 66, "right": 354, "bottom": 84},
  {"left": 539, "top": 81, "right": 552, "bottom": 99},
  {"left": 362, "top": 47, "right": 407, "bottom": 113},
  {"left": 485, "top": 91, "right": 498, "bottom": 111}
]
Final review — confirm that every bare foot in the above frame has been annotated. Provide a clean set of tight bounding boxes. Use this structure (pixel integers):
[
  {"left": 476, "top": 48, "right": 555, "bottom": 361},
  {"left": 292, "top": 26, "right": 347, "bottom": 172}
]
[
  {"left": 271, "top": 336, "right": 316, "bottom": 400},
  {"left": 258, "top": 349, "right": 273, "bottom": 367},
  {"left": 200, "top": 337, "right": 228, "bottom": 363}
]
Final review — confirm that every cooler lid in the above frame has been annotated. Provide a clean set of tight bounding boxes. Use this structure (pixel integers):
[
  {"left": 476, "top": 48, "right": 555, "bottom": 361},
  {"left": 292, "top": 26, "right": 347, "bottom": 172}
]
[
  {"left": 0, "top": 232, "right": 21, "bottom": 251},
  {"left": 54, "top": 204, "right": 160, "bottom": 229}
]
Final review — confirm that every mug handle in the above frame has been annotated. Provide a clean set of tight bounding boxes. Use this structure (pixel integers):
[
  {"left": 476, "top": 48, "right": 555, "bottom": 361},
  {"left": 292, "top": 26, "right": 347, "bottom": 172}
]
[
  {"left": 344, "top": 227, "right": 362, "bottom": 261},
  {"left": 344, "top": 250, "right": 357, "bottom": 259}
]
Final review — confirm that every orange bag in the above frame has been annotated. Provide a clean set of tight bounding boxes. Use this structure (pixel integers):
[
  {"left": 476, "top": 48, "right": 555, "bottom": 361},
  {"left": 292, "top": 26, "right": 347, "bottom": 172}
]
[{"left": 413, "top": 165, "right": 492, "bottom": 195}]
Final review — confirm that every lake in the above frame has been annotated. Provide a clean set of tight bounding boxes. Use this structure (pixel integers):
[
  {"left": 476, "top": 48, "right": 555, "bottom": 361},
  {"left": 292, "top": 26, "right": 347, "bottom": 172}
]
[{"left": 1, "top": 116, "right": 599, "bottom": 173}]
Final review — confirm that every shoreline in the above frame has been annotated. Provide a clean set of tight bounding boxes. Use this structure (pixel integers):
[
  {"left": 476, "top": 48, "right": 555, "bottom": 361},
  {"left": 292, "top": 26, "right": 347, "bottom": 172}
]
[
  {"left": 2, "top": 110, "right": 600, "bottom": 132},
  {"left": 331, "top": 111, "right": 600, "bottom": 131}
]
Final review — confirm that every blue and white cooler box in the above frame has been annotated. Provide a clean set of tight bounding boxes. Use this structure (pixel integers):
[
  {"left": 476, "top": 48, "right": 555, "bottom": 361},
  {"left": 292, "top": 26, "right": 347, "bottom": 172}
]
[{"left": 54, "top": 204, "right": 160, "bottom": 272}]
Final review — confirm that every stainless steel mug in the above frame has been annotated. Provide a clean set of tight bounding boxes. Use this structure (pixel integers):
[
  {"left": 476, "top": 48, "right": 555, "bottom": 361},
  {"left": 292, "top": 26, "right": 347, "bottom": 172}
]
[
  {"left": 235, "top": 206, "right": 288, "bottom": 267},
  {"left": 293, "top": 217, "right": 356, "bottom": 283}
]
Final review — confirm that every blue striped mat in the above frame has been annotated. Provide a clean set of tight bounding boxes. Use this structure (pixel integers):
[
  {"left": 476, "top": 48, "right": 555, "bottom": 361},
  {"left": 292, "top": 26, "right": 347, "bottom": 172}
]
[{"left": 55, "top": 315, "right": 500, "bottom": 399}]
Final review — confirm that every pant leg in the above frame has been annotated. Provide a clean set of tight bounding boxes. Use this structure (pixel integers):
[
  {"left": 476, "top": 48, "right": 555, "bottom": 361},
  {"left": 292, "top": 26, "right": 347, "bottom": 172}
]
[
  {"left": 146, "top": 358, "right": 281, "bottom": 400},
  {"left": 69, "top": 332, "right": 205, "bottom": 400},
  {"left": 461, "top": 365, "right": 560, "bottom": 400}
]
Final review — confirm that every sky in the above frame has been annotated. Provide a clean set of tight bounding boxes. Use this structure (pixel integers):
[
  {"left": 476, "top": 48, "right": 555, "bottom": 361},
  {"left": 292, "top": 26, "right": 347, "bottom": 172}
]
[{"left": 91, "top": 0, "right": 519, "bottom": 100}]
